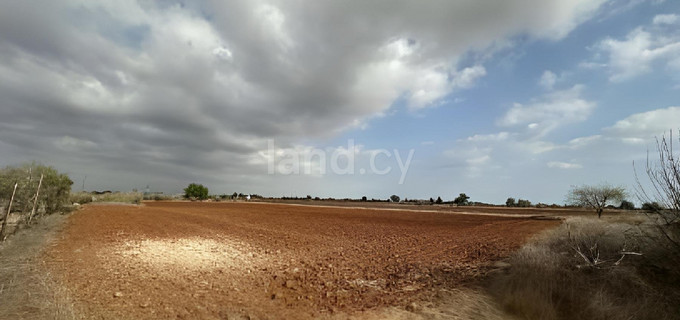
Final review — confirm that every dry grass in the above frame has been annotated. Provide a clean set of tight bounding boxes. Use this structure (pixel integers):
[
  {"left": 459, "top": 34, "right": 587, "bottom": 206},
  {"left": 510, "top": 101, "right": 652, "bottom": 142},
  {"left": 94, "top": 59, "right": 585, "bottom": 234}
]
[
  {"left": 69, "top": 191, "right": 142, "bottom": 205},
  {"left": 0, "top": 214, "right": 78, "bottom": 320},
  {"left": 489, "top": 215, "right": 680, "bottom": 320}
]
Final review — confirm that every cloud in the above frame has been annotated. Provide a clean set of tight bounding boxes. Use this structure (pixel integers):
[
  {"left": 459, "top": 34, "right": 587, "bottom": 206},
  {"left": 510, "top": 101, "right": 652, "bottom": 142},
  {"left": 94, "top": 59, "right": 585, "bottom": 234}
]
[
  {"left": 0, "top": 0, "right": 608, "bottom": 193},
  {"left": 547, "top": 161, "right": 583, "bottom": 169},
  {"left": 497, "top": 85, "right": 595, "bottom": 137},
  {"left": 591, "top": 18, "right": 680, "bottom": 82},
  {"left": 442, "top": 105, "right": 676, "bottom": 203},
  {"left": 539, "top": 70, "right": 557, "bottom": 89},
  {"left": 465, "top": 132, "right": 510, "bottom": 142},
  {"left": 604, "top": 106, "right": 680, "bottom": 139},
  {"left": 653, "top": 14, "right": 679, "bottom": 25}
]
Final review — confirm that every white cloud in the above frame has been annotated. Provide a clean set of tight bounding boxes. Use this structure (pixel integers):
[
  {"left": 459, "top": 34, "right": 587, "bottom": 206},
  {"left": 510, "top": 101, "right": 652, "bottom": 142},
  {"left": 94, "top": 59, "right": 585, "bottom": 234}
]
[
  {"left": 547, "top": 161, "right": 583, "bottom": 169},
  {"left": 467, "top": 155, "right": 491, "bottom": 166},
  {"left": 653, "top": 14, "right": 679, "bottom": 25},
  {"left": 55, "top": 136, "right": 98, "bottom": 151},
  {"left": 451, "top": 65, "right": 488, "bottom": 90},
  {"left": 593, "top": 21, "right": 680, "bottom": 82},
  {"left": 604, "top": 106, "right": 680, "bottom": 139},
  {"left": 465, "top": 132, "right": 510, "bottom": 142},
  {"left": 539, "top": 70, "right": 557, "bottom": 89},
  {"left": 497, "top": 85, "right": 595, "bottom": 137}
]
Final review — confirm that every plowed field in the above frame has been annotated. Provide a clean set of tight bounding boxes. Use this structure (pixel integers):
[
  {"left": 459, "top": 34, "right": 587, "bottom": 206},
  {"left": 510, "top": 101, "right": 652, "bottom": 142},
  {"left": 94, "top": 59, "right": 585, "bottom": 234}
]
[{"left": 45, "top": 201, "right": 558, "bottom": 319}]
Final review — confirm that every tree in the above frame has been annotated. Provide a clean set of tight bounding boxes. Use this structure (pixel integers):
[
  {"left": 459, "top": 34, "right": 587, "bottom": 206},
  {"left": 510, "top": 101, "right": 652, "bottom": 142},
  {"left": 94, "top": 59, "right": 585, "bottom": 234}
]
[
  {"left": 184, "top": 183, "right": 209, "bottom": 200},
  {"left": 634, "top": 130, "right": 680, "bottom": 252},
  {"left": 566, "top": 184, "right": 626, "bottom": 218},
  {"left": 453, "top": 193, "right": 470, "bottom": 206},
  {"left": 361, "top": 196, "right": 367, "bottom": 202},
  {"left": 642, "top": 202, "right": 663, "bottom": 212},
  {"left": 429, "top": 197, "right": 434, "bottom": 204},
  {"left": 506, "top": 197, "right": 516, "bottom": 207},
  {"left": 435, "top": 196, "right": 443, "bottom": 204},
  {"left": 390, "top": 195, "right": 400, "bottom": 203},
  {"left": 619, "top": 200, "right": 635, "bottom": 210},
  {"left": 635, "top": 130, "right": 680, "bottom": 225},
  {"left": 517, "top": 199, "right": 532, "bottom": 207}
]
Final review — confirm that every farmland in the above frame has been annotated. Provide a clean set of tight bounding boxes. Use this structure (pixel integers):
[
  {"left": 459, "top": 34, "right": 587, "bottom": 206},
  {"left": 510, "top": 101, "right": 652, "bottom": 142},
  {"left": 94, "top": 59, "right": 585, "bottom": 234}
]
[{"left": 42, "top": 201, "right": 558, "bottom": 319}]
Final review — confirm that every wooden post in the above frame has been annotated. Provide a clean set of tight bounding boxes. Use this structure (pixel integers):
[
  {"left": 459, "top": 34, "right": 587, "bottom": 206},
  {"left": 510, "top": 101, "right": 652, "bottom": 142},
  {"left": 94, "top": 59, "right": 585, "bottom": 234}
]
[
  {"left": 0, "top": 182, "right": 19, "bottom": 241},
  {"left": 28, "top": 174, "right": 44, "bottom": 224}
]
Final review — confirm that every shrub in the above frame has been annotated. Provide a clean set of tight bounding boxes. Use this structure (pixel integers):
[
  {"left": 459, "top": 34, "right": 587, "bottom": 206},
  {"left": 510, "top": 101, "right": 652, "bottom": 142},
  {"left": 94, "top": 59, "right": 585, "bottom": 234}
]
[
  {"left": 0, "top": 163, "right": 73, "bottom": 215},
  {"left": 491, "top": 217, "right": 678, "bottom": 320},
  {"left": 69, "top": 192, "right": 94, "bottom": 204},
  {"left": 184, "top": 183, "right": 209, "bottom": 200},
  {"left": 517, "top": 199, "right": 532, "bottom": 207},
  {"left": 453, "top": 193, "right": 470, "bottom": 206},
  {"left": 506, "top": 197, "right": 516, "bottom": 207},
  {"left": 642, "top": 202, "right": 663, "bottom": 212},
  {"left": 619, "top": 200, "right": 636, "bottom": 210}
]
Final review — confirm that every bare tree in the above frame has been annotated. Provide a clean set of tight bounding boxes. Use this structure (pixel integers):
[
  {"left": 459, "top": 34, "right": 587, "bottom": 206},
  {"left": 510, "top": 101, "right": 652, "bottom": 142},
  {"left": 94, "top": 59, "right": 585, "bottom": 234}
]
[
  {"left": 634, "top": 130, "right": 680, "bottom": 250},
  {"left": 566, "top": 184, "right": 626, "bottom": 218}
]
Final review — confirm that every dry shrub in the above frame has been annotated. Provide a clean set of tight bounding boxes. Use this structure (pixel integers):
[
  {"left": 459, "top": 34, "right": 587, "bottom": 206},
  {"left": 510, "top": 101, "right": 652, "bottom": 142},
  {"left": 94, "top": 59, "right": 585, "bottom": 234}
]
[
  {"left": 94, "top": 192, "right": 142, "bottom": 204},
  {"left": 69, "top": 191, "right": 142, "bottom": 205},
  {"left": 491, "top": 217, "right": 680, "bottom": 320},
  {"left": 68, "top": 192, "right": 93, "bottom": 205}
]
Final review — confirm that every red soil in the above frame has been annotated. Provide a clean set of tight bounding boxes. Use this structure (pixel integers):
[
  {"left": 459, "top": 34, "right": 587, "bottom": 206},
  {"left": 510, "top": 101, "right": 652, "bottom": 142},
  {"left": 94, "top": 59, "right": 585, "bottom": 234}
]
[{"left": 45, "top": 201, "right": 558, "bottom": 319}]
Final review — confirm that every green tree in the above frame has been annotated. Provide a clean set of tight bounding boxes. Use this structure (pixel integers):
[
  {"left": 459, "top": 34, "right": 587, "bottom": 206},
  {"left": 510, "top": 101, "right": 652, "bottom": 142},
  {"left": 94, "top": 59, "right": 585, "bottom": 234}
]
[
  {"left": 506, "top": 197, "right": 516, "bottom": 207},
  {"left": 619, "top": 200, "right": 635, "bottom": 210},
  {"left": 390, "top": 195, "right": 400, "bottom": 203},
  {"left": 566, "top": 184, "right": 626, "bottom": 218},
  {"left": 0, "top": 163, "right": 72, "bottom": 215},
  {"left": 642, "top": 202, "right": 663, "bottom": 212},
  {"left": 435, "top": 196, "right": 443, "bottom": 204},
  {"left": 184, "top": 183, "right": 209, "bottom": 200},
  {"left": 517, "top": 199, "right": 532, "bottom": 207},
  {"left": 453, "top": 193, "right": 470, "bottom": 206}
]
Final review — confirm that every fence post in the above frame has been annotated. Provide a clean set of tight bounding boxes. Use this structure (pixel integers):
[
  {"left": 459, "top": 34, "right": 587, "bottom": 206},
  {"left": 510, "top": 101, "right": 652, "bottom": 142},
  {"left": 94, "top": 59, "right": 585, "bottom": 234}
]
[
  {"left": 28, "top": 174, "right": 44, "bottom": 224},
  {"left": 1, "top": 182, "right": 19, "bottom": 241}
]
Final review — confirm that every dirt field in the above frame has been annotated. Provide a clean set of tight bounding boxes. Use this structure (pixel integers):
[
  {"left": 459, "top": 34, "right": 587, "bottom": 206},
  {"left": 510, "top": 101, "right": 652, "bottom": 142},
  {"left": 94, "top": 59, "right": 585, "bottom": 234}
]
[{"left": 44, "top": 202, "right": 559, "bottom": 319}]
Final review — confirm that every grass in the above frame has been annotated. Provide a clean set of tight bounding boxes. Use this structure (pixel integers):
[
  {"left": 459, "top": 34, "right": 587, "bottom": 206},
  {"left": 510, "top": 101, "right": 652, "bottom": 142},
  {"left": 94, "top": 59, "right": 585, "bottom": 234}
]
[
  {"left": 489, "top": 215, "right": 680, "bottom": 320},
  {"left": 0, "top": 213, "right": 77, "bottom": 320},
  {"left": 69, "top": 191, "right": 143, "bottom": 205}
]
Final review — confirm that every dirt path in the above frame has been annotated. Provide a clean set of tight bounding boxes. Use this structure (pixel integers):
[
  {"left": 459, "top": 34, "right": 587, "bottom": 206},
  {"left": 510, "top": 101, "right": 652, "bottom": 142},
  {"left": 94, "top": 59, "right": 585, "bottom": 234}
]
[
  {"left": 0, "top": 214, "right": 76, "bottom": 320},
  {"left": 45, "top": 202, "right": 558, "bottom": 319}
]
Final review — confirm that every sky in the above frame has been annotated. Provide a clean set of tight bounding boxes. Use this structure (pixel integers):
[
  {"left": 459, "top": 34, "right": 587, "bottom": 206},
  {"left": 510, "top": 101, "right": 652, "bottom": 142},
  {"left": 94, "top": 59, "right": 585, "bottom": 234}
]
[{"left": 1, "top": 0, "right": 679, "bottom": 204}]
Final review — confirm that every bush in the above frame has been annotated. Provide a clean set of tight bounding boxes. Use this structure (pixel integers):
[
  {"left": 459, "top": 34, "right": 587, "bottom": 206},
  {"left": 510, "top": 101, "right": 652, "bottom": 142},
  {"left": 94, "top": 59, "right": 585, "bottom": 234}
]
[
  {"left": 619, "top": 200, "right": 636, "bottom": 210},
  {"left": 506, "top": 197, "right": 516, "bottom": 207},
  {"left": 454, "top": 193, "right": 470, "bottom": 206},
  {"left": 69, "top": 192, "right": 94, "bottom": 204},
  {"left": 491, "top": 217, "right": 679, "bottom": 320},
  {"left": 0, "top": 163, "right": 73, "bottom": 215},
  {"left": 184, "top": 183, "right": 209, "bottom": 200},
  {"left": 517, "top": 199, "right": 532, "bottom": 207},
  {"left": 642, "top": 202, "right": 663, "bottom": 212}
]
